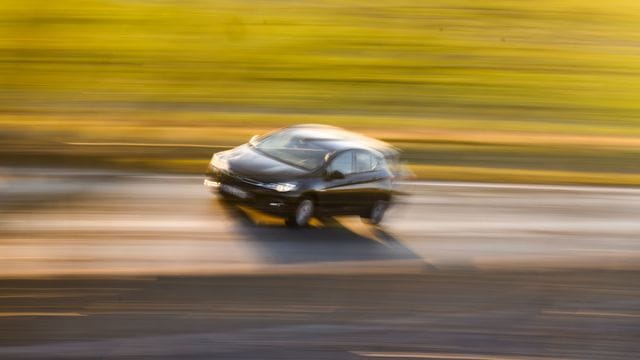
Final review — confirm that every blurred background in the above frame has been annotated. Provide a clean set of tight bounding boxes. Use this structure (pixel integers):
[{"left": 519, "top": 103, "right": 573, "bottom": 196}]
[
  {"left": 2, "top": 0, "right": 640, "bottom": 184},
  {"left": 2, "top": 2, "right": 640, "bottom": 359}
]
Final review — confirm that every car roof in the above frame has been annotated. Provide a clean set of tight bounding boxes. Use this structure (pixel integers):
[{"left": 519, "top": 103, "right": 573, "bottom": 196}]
[{"left": 282, "top": 124, "right": 399, "bottom": 156}]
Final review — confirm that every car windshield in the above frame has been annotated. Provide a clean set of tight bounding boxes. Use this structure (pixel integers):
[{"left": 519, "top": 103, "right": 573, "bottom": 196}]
[{"left": 253, "top": 130, "right": 331, "bottom": 171}]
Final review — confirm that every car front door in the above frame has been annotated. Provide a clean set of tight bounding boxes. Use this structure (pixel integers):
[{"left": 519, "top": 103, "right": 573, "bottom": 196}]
[{"left": 317, "top": 150, "right": 359, "bottom": 214}]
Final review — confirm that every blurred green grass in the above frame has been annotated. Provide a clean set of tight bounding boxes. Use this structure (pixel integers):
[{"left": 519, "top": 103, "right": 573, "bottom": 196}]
[{"left": 1, "top": 0, "right": 640, "bottom": 184}]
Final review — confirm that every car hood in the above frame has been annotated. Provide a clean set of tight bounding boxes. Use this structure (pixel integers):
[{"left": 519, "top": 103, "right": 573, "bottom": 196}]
[{"left": 223, "top": 145, "right": 309, "bottom": 181}]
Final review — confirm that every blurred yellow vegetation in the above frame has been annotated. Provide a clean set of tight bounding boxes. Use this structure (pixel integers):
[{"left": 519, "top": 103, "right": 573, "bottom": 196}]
[{"left": 1, "top": 0, "right": 640, "bottom": 184}]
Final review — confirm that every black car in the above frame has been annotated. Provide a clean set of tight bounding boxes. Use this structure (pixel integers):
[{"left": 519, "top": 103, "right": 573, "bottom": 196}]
[{"left": 204, "top": 124, "right": 401, "bottom": 227}]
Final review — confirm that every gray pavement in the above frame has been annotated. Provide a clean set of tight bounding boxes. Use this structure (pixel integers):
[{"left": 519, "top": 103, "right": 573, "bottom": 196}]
[
  {"left": 1, "top": 169, "right": 639, "bottom": 276},
  {"left": 1, "top": 168, "right": 639, "bottom": 359}
]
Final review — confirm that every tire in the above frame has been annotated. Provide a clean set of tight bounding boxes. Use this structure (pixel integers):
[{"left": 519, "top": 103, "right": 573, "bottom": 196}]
[
  {"left": 362, "top": 200, "right": 389, "bottom": 225},
  {"left": 287, "top": 197, "right": 314, "bottom": 227}
]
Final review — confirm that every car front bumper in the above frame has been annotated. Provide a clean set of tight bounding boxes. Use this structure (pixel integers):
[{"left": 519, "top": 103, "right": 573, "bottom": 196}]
[{"left": 204, "top": 168, "right": 299, "bottom": 215}]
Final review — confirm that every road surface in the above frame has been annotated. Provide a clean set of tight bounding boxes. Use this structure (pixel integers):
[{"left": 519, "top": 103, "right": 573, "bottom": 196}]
[{"left": 0, "top": 168, "right": 639, "bottom": 359}]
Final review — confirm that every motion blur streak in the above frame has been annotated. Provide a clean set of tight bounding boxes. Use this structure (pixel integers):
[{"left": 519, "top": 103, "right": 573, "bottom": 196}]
[
  {"left": 351, "top": 351, "right": 558, "bottom": 359},
  {"left": 0, "top": 312, "right": 84, "bottom": 318}
]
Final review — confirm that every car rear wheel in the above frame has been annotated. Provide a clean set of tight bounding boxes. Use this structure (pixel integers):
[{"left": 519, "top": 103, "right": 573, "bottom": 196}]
[
  {"left": 362, "top": 200, "right": 389, "bottom": 225},
  {"left": 286, "top": 197, "right": 314, "bottom": 227}
]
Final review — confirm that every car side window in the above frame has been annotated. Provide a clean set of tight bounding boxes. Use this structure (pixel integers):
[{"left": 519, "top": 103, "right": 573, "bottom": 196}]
[
  {"left": 355, "top": 151, "right": 381, "bottom": 173},
  {"left": 328, "top": 151, "right": 354, "bottom": 175}
]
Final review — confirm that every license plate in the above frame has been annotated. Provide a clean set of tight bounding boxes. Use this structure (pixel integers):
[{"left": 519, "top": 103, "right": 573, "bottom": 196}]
[{"left": 220, "top": 184, "right": 249, "bottom": 199}]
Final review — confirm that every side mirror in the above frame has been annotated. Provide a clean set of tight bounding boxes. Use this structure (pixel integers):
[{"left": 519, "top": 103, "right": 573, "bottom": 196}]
[
  {"left": 249, "top": 135, "right": 259, "bottom": 145},
  {"left": 326, "top": 170, "right": 345, "bottom": 180}
]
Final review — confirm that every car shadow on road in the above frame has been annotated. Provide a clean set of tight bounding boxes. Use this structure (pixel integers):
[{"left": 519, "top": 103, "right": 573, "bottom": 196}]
[{"left": 213, "top": 199, "right": 425, "bottom": 267}]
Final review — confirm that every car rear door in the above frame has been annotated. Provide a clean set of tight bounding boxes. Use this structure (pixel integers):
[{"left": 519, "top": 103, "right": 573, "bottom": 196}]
[{"left": 349, "top": 150, "right": 391, "bottom": 210}]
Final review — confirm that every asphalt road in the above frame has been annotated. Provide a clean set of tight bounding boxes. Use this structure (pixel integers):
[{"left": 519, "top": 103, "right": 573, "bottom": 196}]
[{"left": 1, "top": 168, "right": 639, "bottom": 359}]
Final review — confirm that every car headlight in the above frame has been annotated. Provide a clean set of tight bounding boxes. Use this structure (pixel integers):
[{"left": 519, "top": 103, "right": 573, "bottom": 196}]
[
  {"left": 211, "top": 153, "right": 229, "bottom": 171},
  {"left": 263, "top": 182, "right": 297, "bottom": 192}
]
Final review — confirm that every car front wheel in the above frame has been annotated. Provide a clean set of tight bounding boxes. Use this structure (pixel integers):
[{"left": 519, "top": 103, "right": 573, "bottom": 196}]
[{"left": 286, "top": 197, "right": 314, "bottom": 227}]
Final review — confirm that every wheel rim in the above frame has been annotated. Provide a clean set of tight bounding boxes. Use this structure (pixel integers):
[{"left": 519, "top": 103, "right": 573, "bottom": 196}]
[{"left": 296, "top": 200, "right": 313, "bottom": 225}]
